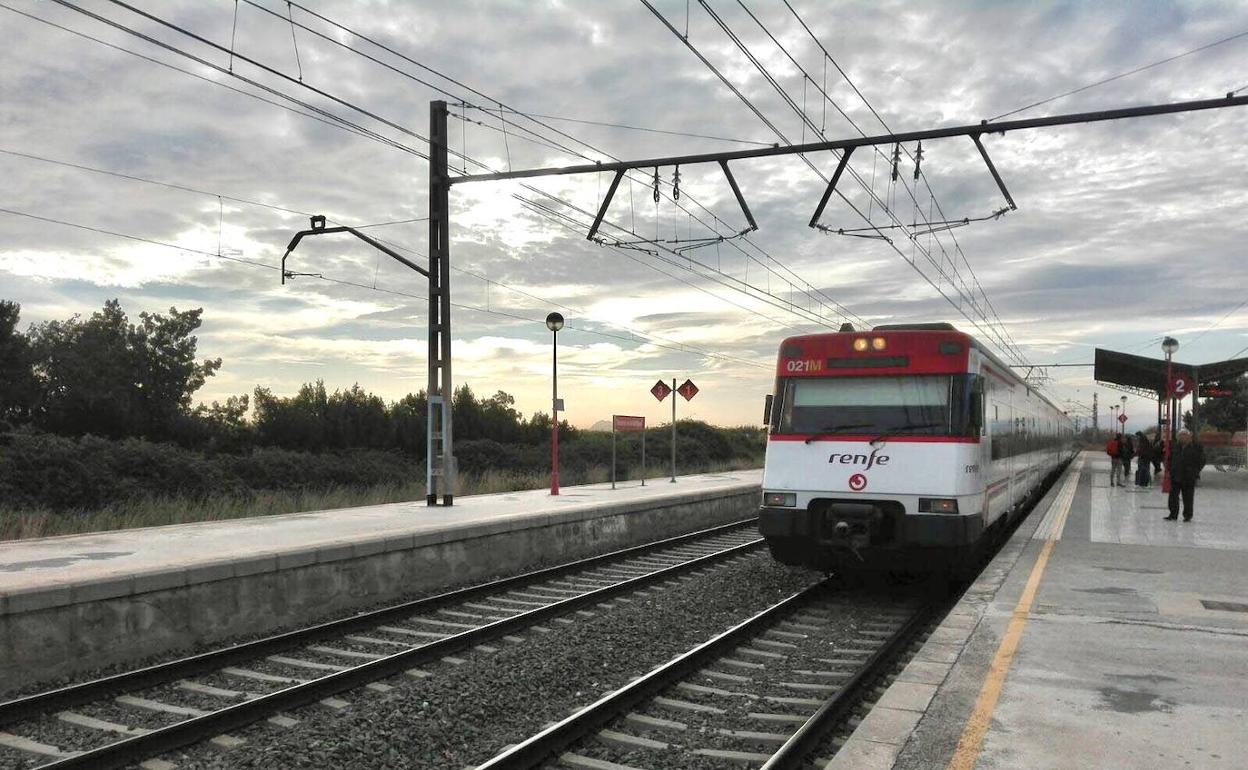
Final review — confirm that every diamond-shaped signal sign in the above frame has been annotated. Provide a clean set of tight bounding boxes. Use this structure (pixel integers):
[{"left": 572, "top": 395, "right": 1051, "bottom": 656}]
[
  {"left": 651, "top": 380, "right": 672, "bottom": 401},
  {"left": 677, "top": 379, "right": 699, "bottom": 401}
]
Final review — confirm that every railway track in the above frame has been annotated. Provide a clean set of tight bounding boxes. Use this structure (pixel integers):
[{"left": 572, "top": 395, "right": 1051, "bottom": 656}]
[
  {"left": 471, "top": 461, "right": 1075, "bottom": 770},
  {"left": 475, "top": 581, "right": 938, "bottom": 770},
  {"left": 0, "top": 520, "right": 764, "bottom": 770}
]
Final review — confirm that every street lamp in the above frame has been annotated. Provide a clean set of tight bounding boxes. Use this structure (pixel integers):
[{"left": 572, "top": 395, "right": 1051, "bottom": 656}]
[
  {"left": 1162, "top": 336, "right": 1179, "bottom": 493},
  {"left": 1120, "top": 395, "right": 1128, "bottom": 432},
  {"left": 546, "top": 312, "right": 565, "bottom": 496}
]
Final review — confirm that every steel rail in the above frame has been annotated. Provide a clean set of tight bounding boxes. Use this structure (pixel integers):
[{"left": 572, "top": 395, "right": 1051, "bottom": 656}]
[
  {"left": 474, "top": 580, "right": 831, "bottom": 770},
  {"left": 35, "top": 532, "right": 765, "bottom": 770},
  {"left": 0, "top": 518, "right": 758, "bottom": 727},
  {"left": 451, "top": 93, "right": 1248, "bottom": 183},
  {"left": 760, "top": 602, "right": 941, "bottom": 769}
]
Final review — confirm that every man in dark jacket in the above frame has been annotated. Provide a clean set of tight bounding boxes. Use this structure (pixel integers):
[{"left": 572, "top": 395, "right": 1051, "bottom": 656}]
[
  {"left": 1134, "top": 432, "right": 1152, "bottom": 487},
  {"left": 1119, "top": 431, "right": 1134, "bottom": 484},
  {"left": 1165, "top": 430, "right": 1206, "bottom": 522}
]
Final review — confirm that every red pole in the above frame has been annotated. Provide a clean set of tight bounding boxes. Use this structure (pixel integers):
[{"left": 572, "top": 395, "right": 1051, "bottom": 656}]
[
  {"left": 1162, "top": 351, "right": 1172, "bottom": 494},
  {"left": 551, "top": 328, "right": 560, "bottom": 495}
]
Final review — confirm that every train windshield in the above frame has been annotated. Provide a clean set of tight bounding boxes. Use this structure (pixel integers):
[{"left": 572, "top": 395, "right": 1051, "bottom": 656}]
[{"left": 772, "top": 375, "right": 979, "bottom": 437}]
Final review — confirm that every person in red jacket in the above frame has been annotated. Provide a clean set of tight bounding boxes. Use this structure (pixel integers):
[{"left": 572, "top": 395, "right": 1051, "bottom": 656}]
[{"left": 1106, "top": 434, "right": 1124, "bottom": 486}]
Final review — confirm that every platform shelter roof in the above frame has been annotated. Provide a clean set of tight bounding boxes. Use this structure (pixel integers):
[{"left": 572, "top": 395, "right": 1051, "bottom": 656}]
[{"left": 1094, "top": 348, "right": 1248, "bottom": 395}]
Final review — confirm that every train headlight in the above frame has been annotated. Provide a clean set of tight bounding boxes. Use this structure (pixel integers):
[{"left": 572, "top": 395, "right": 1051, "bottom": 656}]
[
  {"left": 918, "top": 498, "right": 960, "bottom": 514},
  {"left": 763, "top": 492, "right": 797, "bottom": 507},
  {"left": 852, "top": 338, "right": 869, "bottom": 352},
  {"left": 871, "top": 337, "right": 887, "bottom": 350}
]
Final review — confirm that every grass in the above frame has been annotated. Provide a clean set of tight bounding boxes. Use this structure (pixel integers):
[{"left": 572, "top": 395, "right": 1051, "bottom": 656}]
[{"left": 0, "top": 459, "right": 760, "bottom": 541}]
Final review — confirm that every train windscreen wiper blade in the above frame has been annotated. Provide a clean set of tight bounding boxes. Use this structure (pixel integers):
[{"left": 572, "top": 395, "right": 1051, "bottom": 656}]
[
  {"left": 803, "top": 423, "right": 871, "bottom": 444},
  {"left": 869, "top": 422, "right": 944, "bottom": 446}
]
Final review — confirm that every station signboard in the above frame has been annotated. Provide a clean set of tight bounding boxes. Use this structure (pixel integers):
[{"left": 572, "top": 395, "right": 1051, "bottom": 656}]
[
  {"left": 613, "top": 415, "right": 646, "bottom": 432},
  {"left": 1200, "top": 383, "right": 1234, "bottom": 398}
]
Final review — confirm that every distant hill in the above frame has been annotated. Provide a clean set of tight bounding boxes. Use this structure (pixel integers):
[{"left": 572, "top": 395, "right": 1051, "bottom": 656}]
[{"left": 588, "top": 419, "right": 612, "bottom": 432}]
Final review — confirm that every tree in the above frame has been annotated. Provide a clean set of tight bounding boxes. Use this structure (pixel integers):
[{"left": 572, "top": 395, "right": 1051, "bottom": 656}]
[
  {"left": 28, "top": 300, "right": 220, "bottom": 438},
  {"left": 1198, "top": 375, "right": 1247, "bottom": 433},
  {"left": 390, "top": 391, "right": 428, "bottom": 456},
  {"left": 0, "top": 301, "right": 38, "bottom": 424},
  {"left": 253, "top": 381, "right": 329, "bottom": 450},
  {"left": 325, "top": 384, "right": 392, "bottom": 449}
]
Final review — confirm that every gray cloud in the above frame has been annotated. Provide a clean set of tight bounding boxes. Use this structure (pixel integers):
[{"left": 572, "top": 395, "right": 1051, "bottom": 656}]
[{"left": 2, "top": 0, "right": 1247, "bottom": 426}]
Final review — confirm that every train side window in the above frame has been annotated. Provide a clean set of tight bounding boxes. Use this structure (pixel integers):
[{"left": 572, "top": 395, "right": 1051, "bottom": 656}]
[{"left": 969, "top": 376, "right": 985, "bottom": 436}]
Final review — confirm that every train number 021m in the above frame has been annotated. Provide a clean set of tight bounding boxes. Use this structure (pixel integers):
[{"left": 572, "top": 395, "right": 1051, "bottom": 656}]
[{"left": 785, "top": 359, "right": 823, "bottom": 373}]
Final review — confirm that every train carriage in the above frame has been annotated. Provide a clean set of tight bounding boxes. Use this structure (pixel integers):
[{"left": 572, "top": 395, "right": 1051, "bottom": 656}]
[{"left": 759, "top": 323, "right": 1074, "bottom": 573}]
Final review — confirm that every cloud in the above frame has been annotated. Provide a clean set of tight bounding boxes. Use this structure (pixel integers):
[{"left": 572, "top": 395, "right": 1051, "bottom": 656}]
[{"left": 2, "top": 0, "right": 1247, "bottom": 428}]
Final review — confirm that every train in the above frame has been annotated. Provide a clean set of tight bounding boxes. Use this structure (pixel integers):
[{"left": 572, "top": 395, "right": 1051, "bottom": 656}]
[{"left": 759, "top": 323, "right": 1075, "bottom": 573}]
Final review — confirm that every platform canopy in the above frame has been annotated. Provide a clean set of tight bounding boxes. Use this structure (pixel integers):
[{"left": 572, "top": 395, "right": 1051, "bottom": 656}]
[{"left": 1094, "top": 348, "right": 1248, "bottom": 395}]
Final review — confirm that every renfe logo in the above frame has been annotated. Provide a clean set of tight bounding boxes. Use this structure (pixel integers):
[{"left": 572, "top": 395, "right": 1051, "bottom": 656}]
[{"left": 828, "top": 447, "right": 891, "bottom": 470}]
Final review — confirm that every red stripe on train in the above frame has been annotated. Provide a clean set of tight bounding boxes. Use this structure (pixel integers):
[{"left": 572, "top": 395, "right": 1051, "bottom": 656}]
[{"left": 769, "top": 434, "right": 980, "bottom": 444}]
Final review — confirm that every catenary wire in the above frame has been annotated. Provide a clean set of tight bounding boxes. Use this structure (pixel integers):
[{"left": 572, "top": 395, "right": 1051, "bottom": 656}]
[
  {"left": 248, "top": 0, "right": 864, "bottom": 327},
  {"left": 660, "top": 0, "right": 1025, "bottom": 364},
  {"left": 485, "top": 107, "right": 776, "bottom": 146},
  {"left": 702, "top": 0, "right": 1013, "bottom": 355},
  {"left": 0, "top": 147, "right": 758, "bottom": 365},
  {"left": 0, "top": 206, "right": 769, "bottom": 369},
  {"left": 0, "top": 3, "right": 416, "bottom": 154},
  {"left": 42, "top": 0, "right": 853, "bottom": 333},
  {"left": 991, "top": 27, "right": 1248, "bottom": 121},
  {"left": 778, "top": 0, "right": 1027, "bottom": 365}
]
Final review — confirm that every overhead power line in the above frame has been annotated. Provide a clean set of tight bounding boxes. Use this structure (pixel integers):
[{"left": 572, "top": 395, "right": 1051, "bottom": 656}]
[
  {"left": 486, "top": 107, "right": 777, "bottom": 146},
  {"left": 644, "top": 0, "right": 1027, "bottom": 365},
  {"left": 992, "top": 27, "right": 1248, "bottom": 120},
  {"left": 777, "top": 0, "right": 1027, "bottom": 367},
  {"left": 0, "top": 146, "right": 763, "bottom": 368},
  {"left": 0, "top": 2, "right": 415, "bottom": 153},
  {"left": 0, "top": 206, "right": 769, "bottom": 370},
  {"left": 257, "top": 0, "right": 867, "bottom": 328},
  {"left": 42, "top": 0, "right": 865, "bottom": 332}
]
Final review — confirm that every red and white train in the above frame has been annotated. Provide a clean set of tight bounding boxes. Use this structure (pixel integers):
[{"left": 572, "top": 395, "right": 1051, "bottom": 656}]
[{"left": 759, "top": 323, "right": 1075, "bottom": 573}]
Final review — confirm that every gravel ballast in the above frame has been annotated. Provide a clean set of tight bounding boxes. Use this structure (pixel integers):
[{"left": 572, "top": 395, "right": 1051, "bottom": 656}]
[{"left": 160, "top": 552, "right": 816, "bottom": 769}]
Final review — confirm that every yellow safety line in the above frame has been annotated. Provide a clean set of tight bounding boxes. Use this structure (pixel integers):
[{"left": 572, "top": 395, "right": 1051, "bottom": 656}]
[{"left": 946, "top": 459, "right": 1083, "bottom": 770}]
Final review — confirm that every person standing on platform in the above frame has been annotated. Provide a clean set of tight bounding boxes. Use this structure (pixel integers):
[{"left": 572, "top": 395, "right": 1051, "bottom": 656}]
[
  {"left": 1134, "top": 432, "right": 1152, "bottom": 487},
  {"left": 1165, "top": 429, "right": 1206, "bottom": 522},
  {"left": 1119, "top": 433, "right": 1134, "bottom": 487},
  {"left": 1106, "top": 433, "right": 1124, "bottom": 486},
  {"left": 1152, "top": 432, "right": 1164, "bottom": 476}
]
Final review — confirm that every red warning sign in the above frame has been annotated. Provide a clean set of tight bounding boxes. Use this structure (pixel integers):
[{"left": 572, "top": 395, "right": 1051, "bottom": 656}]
[
  {"left": 677, "top": 379, "right": 699, "bottom": 401},
  {"left": 650, "top": 380, "right": 672, "bottom": 401}
]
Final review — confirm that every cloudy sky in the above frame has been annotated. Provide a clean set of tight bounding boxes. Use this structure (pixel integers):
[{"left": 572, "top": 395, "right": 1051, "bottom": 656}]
[{"left": 3, "top": 0, "right": 1246, "bottom": 430}]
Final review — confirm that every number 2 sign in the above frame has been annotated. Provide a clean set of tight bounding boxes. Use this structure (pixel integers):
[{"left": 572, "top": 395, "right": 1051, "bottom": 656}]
[{"left": 1168, "top": 374, "right": 1190, "bottom": 398}]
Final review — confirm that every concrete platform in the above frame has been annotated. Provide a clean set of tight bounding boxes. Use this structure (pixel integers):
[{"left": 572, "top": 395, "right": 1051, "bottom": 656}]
[
  {"left": 0, "top": 469, "right": 761, "bottom": 692},
  {"left": 829, "top": 452, "right": 1248, "bottom": 770}
]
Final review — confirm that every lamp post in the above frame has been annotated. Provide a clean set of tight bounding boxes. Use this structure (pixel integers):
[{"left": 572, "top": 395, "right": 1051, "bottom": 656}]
[
  {"left": 1120, "top": 395, "right": 1128, "bottom": 433},
  {"left": 546, "top": 312, "right": 564, "bottom": 495},
  {"left": 1162, "top": 337, "right": 1179, "bottom": 493}
]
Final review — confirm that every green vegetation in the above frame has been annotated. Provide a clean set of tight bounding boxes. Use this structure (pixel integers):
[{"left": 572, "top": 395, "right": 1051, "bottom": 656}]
[{"left": 0, "top": 299, "right": 765, "bottom": 540}]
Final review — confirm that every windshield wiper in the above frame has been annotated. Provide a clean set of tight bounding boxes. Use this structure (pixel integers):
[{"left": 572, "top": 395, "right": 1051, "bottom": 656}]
[
  {"left": 803, "top": 423, "right": 871, "bottom": 445},
  {"left": 869, "top": 422, "right": 944, "bottom": 446}
]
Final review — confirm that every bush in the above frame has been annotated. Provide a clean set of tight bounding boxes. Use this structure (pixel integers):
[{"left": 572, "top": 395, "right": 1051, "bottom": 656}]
[{"left": 0, "top": 420, "right": 763, "bottom": 517}]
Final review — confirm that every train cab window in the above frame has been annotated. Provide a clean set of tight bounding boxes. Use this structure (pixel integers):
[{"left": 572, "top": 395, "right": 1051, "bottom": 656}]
[{"left": 774, "top": 375, "right": 976, "bottom": 438}]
